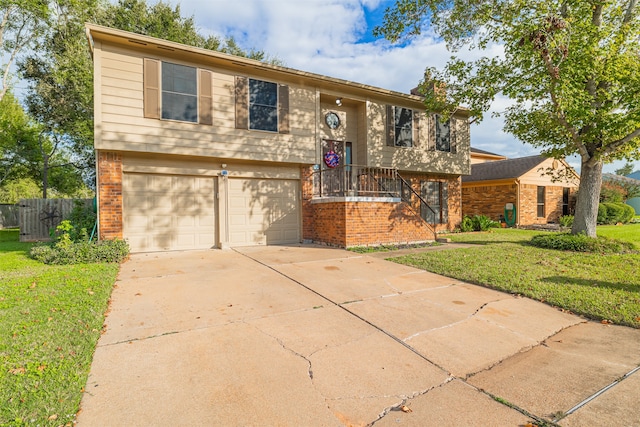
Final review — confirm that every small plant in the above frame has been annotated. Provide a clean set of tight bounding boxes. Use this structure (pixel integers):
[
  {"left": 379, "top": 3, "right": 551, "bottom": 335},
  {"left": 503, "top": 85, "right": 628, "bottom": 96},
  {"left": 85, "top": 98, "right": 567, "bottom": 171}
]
[
  {"left": 559, "top": 215, "right": 574, "bottom": 228},
  {"left": 472, "top": 215, "right": 500, "bottom": 231}
]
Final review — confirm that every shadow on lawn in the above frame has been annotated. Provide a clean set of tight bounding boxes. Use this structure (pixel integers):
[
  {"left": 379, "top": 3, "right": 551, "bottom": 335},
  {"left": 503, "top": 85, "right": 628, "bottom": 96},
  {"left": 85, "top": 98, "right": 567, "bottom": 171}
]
[{"left": 542, "top": 276, "right": 640, "bottom": 293}]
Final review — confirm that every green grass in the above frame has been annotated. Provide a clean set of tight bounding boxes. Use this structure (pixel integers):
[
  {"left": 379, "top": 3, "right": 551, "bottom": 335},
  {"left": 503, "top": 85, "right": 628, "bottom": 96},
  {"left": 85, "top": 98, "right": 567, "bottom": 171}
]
[
  {"left": 0, "top": 229, "right": 120, "bottom": 426},
  {"left": 392, "top": 227, "right": 640, "bottom": 328},
  {"left": 597, "top": 223, "right": 640, "bottom": 245}
]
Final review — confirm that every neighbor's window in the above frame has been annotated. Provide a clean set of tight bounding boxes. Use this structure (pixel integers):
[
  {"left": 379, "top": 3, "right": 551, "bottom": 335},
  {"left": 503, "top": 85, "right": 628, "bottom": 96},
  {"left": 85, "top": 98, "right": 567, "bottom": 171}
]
[
  {"left": 537, "top": 186, "right": 546, "bottom": 217},
  {"left": 249, "top": 79, "right": 278, "bottom": 132},
  {"left": 162, "top": 62, "right": 197, "bottom": 123},
  {"left": 421, "top": 181, "right": 448, "bottom": 224},
  {"left": 435, "top": 115, "right": 451, "bottom": 152},
  {"left": 394, "top": 107, "right": 413, "bottom": 147}
]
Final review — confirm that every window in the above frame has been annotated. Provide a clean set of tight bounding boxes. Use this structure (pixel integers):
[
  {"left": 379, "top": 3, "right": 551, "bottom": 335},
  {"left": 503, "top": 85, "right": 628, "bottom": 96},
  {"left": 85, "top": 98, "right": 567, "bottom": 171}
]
[
  {"left": 249, "top": 79, "right": 278, "bottom": 132},
  {"left": 143, "top": 59, "right": 212, "bottom": 125},
  {"left": 537, "top": 186, "right": 545, "bottom": 218},
  {"left": 386, "top": 105, "right": 417, "bottom": 147},
  {"left": 394, "top": 107, "right": 413, "bottom": 147},
  {"left": 420, "top": 181, "right": 448, "bottom": 224},
  {"left": 562, "top": 187, "right": 570, "bottom": 216},
  {"left": 161, "top": 62, "right": 197, "bottom": 122},
  {"left": 235, "top": 76, "right": 289, "bottom": 134},
  {"left": 435, "top": 115, "right": 451, "bottom": 152}
]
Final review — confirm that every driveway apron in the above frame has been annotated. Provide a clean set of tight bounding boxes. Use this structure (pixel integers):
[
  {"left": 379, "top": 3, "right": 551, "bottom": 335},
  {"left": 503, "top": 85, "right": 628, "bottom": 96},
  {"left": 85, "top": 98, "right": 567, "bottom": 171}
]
[{"left": 77, "top": 245, "right": 640, "bottom": 426}]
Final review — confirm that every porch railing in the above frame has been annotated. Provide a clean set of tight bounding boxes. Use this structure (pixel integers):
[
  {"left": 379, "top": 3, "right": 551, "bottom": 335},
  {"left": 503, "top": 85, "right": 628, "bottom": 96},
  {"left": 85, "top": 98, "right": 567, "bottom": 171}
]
[
  {"left": 312, "top": 165, "right": 400, "bottom": 198},
  {"left": 311, "top": 165, "right": 438, "bottom": 239}
]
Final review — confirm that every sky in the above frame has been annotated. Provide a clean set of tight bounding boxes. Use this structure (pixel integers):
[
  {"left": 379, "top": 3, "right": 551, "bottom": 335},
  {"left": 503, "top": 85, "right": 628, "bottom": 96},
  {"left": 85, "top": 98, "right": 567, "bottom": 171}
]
[{"left": 162, "top": 0, "right": 639, "bottom": 175}]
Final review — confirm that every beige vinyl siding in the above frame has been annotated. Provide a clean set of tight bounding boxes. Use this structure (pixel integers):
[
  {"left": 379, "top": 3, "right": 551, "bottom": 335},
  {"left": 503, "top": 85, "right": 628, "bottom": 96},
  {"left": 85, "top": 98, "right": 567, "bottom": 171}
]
[
  {"left": 365, "top": 101, "right": 470, "bottom": 175},
  {"left": 520, "top": 158, "right": 579, "bottom": 187},
  {"left": 96, "top": 44, "right": 316, "bottom": 164}
]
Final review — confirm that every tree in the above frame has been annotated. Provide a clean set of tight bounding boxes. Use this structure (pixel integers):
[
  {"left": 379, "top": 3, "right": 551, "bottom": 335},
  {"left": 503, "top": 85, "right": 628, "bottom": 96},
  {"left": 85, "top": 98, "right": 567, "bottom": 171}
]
[
  {"left": 19, "top": 0, "right": 282, "bottom": 190},
  {"left": 615, "top": 162, "right": 635, "bottom": 176},
  {"left": 0, "top": 91, "right": 35, "bottom": 184},
  {"left": 375, "top": 0, "right": 640, "bottom": 237},
  {"left": 0, "top": 0, "right": 49, "bottom": 101}
]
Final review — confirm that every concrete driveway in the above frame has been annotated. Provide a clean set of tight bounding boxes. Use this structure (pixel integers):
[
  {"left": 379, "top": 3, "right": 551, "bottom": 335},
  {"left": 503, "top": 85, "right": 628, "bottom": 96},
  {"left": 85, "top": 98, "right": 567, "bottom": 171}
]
[{"left": 77, "top": 245, "right": 640, "bottom": 426}]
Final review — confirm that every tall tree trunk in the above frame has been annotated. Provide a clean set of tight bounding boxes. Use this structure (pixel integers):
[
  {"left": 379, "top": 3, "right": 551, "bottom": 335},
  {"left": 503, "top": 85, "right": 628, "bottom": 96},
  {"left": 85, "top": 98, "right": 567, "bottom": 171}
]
[{"left": 571, "top": 158, "right": 603, "bottom": 237}]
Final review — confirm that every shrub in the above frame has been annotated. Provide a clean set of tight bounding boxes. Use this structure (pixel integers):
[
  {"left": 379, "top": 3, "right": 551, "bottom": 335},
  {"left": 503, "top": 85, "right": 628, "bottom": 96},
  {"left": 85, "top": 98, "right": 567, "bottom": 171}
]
[
  {"left": 598, "top": 202, "right": 636, "bottom": 224},
  {"left": 472, "top": 215, "right": 500, "bottom": 231},
  {"left": 29, "top": 239, "right": 129, "bottom": 265},
  {"left": 530, "top": 233, "right": 636, "bottom": 254},
  {"left": 459, "top": 215, "right": 474, "bottom": 232},
  {"left": 559, "top": 215, "right": 574, "bottom": 228},
  {"left": 67, "top": 199, "right": 97, "bottom": 242}
]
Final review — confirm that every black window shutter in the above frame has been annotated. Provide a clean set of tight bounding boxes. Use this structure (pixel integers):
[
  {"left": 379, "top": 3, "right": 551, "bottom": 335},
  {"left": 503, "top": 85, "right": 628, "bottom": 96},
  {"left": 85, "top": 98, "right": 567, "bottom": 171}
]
[{"left": 412, "top": 110, "right": 420, "bottom": 147}]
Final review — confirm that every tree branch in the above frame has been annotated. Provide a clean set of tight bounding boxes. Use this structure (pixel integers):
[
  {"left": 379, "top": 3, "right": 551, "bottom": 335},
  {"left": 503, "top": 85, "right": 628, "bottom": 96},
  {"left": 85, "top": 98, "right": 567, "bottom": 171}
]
[{"left": 599, "top": 127, "right": 640, "bottom": 159}]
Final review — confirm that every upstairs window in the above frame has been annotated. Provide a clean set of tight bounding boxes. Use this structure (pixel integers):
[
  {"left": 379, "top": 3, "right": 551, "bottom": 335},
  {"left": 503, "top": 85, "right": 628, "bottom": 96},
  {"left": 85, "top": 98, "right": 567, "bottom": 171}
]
[
  {"left": 386, "top": 106, "right": 418, "bottom": 147},
  {"left": 161, "top": 62, "right": 197, "bottom": 122},
  {"left": 235, "top": 76, "right": 289, "bottom": 134},
  {"left": 143, "top": 59, "right": 212, "bottom": 125},
  {"left": 249, "top": 79, "right": 278, "bottom": 132},
  {"left": 435, "top": 114, "right": 451, "bottom": 152}
]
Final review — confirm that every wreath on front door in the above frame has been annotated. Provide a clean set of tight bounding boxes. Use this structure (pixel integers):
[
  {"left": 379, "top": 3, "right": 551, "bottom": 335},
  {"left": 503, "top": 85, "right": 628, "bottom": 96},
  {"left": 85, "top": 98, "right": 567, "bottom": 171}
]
[{"left": 324, "top": 150, "right": 340, "bottom": 168}]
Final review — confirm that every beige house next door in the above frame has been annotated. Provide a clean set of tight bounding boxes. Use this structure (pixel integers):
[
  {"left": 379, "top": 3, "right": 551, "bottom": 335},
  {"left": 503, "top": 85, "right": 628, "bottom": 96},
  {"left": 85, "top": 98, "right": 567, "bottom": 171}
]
[
  {"left": 123, "top": 173, "right": 216, "bottom": 252},
  {"left": 228, "top": 178, "right": 300, "bottom": 246}
]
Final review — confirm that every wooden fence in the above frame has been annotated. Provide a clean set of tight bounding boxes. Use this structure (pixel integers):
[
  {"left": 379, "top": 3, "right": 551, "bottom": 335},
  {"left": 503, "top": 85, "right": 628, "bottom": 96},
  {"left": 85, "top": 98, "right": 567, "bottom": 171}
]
[
  {"left": 18, "top": 199, "right": 92, "bottom": 242},
  {"left": 0, "top": 204, "right": 19, "bottom": 228}
]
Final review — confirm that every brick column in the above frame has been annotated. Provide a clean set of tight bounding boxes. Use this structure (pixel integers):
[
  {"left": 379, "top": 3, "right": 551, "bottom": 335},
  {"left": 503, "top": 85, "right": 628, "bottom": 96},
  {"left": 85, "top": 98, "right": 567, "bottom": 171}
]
[{"left": 97, "top": 151, "right": 123, "bottom": 240}]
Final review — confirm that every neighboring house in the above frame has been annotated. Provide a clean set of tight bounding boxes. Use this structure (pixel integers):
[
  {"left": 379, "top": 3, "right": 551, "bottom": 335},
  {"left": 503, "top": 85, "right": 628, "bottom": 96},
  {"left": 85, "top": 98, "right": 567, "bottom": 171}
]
[
  {"left": 86, "top": 25, "right": 471, "bottom": 252},
  {"left": 602, "top": 173, "right": 640, "bottom": 214},
  {"left": 462, "top": 154, "right": 579, "bottom": 226},
  {"left": 470, "top": 147, "right": 506, "bottom": 164}
]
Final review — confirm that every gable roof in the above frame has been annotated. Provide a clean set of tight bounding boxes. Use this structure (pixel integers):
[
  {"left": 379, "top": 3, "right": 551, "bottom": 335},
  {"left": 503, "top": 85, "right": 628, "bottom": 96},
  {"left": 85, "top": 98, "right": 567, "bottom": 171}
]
[
  {"left": 463, "top": 155, "right": 547, "bottom": 182},
  {"left": 470, "top": 147, "right": 504, "bottom": 157}
]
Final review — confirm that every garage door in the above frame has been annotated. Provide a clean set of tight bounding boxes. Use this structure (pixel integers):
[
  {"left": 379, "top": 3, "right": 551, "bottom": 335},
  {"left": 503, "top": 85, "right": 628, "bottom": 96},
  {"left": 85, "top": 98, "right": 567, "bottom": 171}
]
[
  {"left": 123, "top": 174, "right": 215, "bottom": 252},
  {"left": 228, "top": 178, "right": 300, "bottom": 246}
]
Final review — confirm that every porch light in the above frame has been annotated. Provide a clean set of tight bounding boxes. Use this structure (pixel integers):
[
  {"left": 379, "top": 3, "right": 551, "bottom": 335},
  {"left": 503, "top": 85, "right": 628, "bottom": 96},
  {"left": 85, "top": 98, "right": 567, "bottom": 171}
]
[{"left": 335, "top": 98, "right": 342, "bottom": 106}]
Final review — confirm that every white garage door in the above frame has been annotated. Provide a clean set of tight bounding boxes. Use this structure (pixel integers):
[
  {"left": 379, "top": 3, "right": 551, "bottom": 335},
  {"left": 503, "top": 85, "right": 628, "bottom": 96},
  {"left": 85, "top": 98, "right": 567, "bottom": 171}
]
[
  {"left": 123, "top": 174, "right": 215, "bottom": 252},
  {"left": 228, "top": 178, "right": 300, "bottom": 246}
]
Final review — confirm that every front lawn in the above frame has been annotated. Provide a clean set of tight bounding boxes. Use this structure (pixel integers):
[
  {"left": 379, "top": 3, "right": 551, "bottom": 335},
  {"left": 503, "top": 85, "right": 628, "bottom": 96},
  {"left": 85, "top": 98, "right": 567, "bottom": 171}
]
[
  {"left": 0, "top": 229, "right": 120, "bottom": 426},
  {"left": 391, "top": 227, "right": 640, "bottom": 328}
]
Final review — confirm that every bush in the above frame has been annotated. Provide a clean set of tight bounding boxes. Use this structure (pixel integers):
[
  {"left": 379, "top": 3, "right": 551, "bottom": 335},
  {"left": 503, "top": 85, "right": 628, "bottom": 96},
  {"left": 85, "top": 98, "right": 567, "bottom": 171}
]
[
  {"left": 29, "top": 239, "right": 129, "bottom": 265},
  {"left": 530, "top": 233, "right": 636, "bottom": 254},
  {"left": 458, "top": 215, "right": 500, "bottom": 232},
  {"left": 559, "top": 215, "right": 574, "bottom": 228},
  {"left": 598, "top": 202, "right": 636, "bottom": 224},
  {"left": 459, "top": 216, "right": 474, "bottom": 232},
  {"left": 472, "top": 215, "right": 500, "bottom": 231}
]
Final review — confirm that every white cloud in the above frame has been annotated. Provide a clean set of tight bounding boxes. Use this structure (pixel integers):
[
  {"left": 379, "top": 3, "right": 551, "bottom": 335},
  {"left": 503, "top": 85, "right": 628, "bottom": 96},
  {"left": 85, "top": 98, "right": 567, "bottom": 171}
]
[{"left": 139, "top": 0, "right": 638, "bottom": 173}]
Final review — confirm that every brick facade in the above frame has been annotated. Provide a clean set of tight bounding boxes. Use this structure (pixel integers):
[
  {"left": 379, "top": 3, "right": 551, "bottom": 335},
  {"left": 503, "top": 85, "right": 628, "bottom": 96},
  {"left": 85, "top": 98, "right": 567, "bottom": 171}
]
[
  {"left": 97, "top": 151, "right": 123, "bottom": 240},
  {"left": 462, "top": 182, "right": 576, "bottom": 225},
  {"left": 302, "top": 167, "right": 461, "bottom": 247},
  {"left": 462, "top": 183, "right": 518, "bottom": 223}
]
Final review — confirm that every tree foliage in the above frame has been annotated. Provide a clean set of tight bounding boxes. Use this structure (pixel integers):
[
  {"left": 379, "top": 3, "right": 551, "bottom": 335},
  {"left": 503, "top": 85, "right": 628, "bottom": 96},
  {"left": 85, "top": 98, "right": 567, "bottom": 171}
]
[
  {"left": 375, "top": 0, "right": 640, "bottom": 237},
  {"left": 0, "top": 0, "right": 49, "bottom": 101},
  {"left": 17, "top": 0, "right": 281, "bottom": 191},
  {"left": 615, "top": 162, "right": 635, "bottom": 176}
]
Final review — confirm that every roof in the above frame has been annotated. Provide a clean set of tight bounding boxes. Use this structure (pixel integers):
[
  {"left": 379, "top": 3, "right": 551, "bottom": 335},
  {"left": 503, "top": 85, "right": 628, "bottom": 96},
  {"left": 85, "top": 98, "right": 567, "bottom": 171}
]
[
  {"left": 462, "top": 155, "right": 547, "bottom": 182},
  {"left": 85, "top": 24, "right": 470, "bottom": 114},
  {"left": 470, "top": 147, "right": 505, "bottom": 157},
  {"left": 603, "top": 173, "right": 640, "bottom": 185}
]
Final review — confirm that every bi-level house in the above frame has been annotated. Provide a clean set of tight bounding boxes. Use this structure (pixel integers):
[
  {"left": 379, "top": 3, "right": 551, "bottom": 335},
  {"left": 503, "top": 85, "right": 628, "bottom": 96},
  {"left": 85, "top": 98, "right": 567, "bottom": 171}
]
[{"left": 86, "top": 24, "right": 470, "bottom": 252}]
